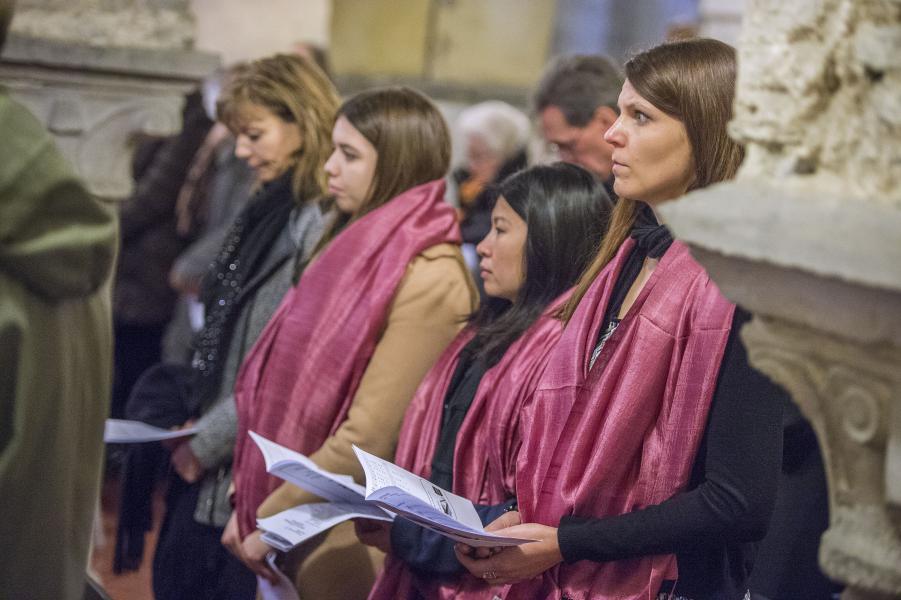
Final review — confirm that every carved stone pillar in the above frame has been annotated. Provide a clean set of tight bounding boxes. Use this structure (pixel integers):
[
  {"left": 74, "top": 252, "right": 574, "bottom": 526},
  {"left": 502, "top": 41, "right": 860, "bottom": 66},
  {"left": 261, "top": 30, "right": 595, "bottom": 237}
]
[
  {"left": 0, "top": 0, "right": 218, "bottom": 200},
  {"left": 659, "top": 1, "right": 901, "bottom": 598}
]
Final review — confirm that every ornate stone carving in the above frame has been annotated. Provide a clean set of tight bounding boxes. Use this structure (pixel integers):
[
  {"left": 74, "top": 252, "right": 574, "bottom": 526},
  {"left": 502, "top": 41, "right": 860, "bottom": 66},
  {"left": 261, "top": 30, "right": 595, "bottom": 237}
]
[{"left": 740, "top": 317, "right": 901, "bottom": 594}]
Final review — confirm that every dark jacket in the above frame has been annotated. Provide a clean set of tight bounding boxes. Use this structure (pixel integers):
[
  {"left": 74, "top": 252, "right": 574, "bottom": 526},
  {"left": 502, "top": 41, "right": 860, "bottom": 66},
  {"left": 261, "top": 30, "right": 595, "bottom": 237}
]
[{"left": 113, "top": 92, "right": 212, "bottom": 325}]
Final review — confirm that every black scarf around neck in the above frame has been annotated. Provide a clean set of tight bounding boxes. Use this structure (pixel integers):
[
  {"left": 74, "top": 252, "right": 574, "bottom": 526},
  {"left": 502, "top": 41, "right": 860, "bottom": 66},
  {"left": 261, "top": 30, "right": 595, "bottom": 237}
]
[
  {"left": 192, "top": 174, "right": 295, "bottom": 411},
  {"left": 630, "top": 202, "right": 673, "bottom": 259}
]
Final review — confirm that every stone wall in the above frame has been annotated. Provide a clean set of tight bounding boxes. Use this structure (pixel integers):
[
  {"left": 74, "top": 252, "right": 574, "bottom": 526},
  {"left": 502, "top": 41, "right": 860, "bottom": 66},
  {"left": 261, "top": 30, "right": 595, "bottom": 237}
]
[{"left": 2, "top": 0, "right": 218, "bottom": 200}]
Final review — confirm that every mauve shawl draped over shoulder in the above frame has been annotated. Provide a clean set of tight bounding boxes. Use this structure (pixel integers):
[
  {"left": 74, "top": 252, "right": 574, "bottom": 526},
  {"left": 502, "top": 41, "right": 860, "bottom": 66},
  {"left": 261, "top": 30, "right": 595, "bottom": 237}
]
[
  {"left": 369, "top": 294, "right": 570, "bottom": 600},
  {"left": 232, "top": 179, "right": 460, "bottom": 536},
  {"left": 506, "top": 240, "right": 735, "bottom": 600}
]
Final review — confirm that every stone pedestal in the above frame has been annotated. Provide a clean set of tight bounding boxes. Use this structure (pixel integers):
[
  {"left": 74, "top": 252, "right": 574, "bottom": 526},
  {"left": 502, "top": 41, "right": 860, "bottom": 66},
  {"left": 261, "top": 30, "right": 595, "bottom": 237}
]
[
  {"left": 660, "top": 1, "right": 901, "bottom": 597},
  {"left": 1, "top": 1, "right": 218, "bottom": 199}
]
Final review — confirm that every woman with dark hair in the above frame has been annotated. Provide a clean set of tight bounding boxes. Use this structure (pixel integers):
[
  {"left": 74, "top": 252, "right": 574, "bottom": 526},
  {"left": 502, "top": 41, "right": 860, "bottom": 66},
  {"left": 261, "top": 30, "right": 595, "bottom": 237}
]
[
  {"left": 358, "top": 163, "right": 612, "bottom": 599},
  {"left": 456, "top": 38, "right": 786, "bottom": 600},
  {"left": 224, "top": 87, "right": 476, "bottom": 599}
]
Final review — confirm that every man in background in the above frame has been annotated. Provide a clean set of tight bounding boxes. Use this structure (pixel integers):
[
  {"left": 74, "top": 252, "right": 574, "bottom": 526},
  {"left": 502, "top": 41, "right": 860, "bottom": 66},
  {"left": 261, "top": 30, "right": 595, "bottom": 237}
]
[
  {"left": 0, "top": 1, "right": 118, "bottom": 597},
  {"left": 533, "top": 54, "right": 623, "bottom": 187}
]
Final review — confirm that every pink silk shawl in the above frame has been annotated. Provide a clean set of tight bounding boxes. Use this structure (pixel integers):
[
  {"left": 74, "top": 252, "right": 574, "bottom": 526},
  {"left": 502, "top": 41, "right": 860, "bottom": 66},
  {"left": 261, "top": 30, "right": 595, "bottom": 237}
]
[
  {"left": 369, "top": 294, "right": 570, "bottom": 600},
  {"left": 232, "top": 179, "right": 461, "bottom": 536},
  {"left": 505, "top": 240, "right": 735, "bottom": 600}
]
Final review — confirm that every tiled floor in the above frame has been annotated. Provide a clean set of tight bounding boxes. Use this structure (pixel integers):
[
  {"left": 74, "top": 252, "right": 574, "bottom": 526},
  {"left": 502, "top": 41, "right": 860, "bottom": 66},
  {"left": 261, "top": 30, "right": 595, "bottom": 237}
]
[{"left": 89, "top": 475, "right": 164, "bottom": 600}]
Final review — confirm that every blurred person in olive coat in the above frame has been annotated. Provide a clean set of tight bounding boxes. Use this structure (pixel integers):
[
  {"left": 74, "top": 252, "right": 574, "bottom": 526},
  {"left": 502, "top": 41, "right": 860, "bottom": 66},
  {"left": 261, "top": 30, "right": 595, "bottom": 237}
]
[{"left": 0, "top": 2, "right": 118, "bottom": 597}]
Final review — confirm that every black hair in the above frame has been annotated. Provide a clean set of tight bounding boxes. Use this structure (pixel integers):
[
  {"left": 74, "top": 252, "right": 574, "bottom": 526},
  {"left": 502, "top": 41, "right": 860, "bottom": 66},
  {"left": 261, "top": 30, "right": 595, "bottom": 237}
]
[{"left": 469, "top": 162, "right": 612, "bottom": 367}]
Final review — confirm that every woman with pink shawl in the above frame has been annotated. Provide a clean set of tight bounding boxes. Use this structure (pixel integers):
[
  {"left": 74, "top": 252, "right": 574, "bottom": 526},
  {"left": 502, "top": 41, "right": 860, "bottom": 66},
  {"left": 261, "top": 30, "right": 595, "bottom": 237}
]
[
  {"left": 358, "top": 163, "right": 612, "bottom": 599},
  {"left": 456, "top": 39, "right": 786, "bottom": 600},
  {"left": 223, "top": 87, "right": 477, "bottom": 598}
]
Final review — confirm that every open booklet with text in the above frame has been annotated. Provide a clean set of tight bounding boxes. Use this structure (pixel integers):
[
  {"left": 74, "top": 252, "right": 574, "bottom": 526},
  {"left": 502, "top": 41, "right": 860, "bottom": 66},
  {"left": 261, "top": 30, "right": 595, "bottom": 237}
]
[{"left": 249, "top": 431, "right": 533, "bottom": 552}]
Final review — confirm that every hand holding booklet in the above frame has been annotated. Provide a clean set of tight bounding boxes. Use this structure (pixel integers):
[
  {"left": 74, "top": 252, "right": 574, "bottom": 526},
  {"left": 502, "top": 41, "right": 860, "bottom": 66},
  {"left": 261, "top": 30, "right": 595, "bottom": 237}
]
[{"left": 248, "top": 432, "right": 534, "bottom": 551}]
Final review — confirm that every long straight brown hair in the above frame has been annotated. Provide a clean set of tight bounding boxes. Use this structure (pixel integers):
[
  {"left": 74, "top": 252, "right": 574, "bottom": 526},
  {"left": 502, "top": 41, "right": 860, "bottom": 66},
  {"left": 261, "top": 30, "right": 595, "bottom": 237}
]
[
  {"left": 562, "top": 38, "right": 744, "bottom": 321},
  {"left": 312, "top": 86, "right": 452, "bottom": 253}
]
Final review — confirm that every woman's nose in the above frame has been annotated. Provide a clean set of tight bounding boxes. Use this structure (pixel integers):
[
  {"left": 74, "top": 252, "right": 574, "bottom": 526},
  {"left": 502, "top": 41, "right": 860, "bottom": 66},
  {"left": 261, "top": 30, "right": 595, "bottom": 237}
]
[
  {"left": 604, "top": 118, "right": 623, "bottom": 146},
  {"left": 476, "top": 236, "right": 491, "bottom": 258},
  {"left": 234, "top": 136, "right": 251, "bottom": 158},
  {"left": 324, "top": 150, "right": 339, "bottom": 176}
]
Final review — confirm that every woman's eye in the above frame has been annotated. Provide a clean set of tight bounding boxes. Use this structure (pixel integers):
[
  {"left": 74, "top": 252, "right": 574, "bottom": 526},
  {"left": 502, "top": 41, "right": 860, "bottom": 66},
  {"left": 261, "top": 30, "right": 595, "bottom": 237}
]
[{"left": 634, "top": 111, "right": 650, "bottom": 124}]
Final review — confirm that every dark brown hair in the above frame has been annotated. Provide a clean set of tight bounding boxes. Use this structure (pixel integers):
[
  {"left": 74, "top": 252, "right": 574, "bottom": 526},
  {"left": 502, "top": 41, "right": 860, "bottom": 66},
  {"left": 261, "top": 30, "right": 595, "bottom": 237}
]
[
  {"left": 563, "top": 38, "right": 744, "bottom": 320},
  {"left": 217, "top": 53, "right": 339, "bottom": 202},
  {"left": 313, "top": 86, "right": 451, "bottom": 251},
  {"left": 341, "top": 86, "right": 450, "bottom": 212}
]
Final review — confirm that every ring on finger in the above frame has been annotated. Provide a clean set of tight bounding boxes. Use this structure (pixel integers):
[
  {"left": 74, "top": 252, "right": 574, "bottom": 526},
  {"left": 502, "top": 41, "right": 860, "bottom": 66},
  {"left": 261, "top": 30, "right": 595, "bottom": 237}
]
[{"left": 482, "top": 569, "right": 497, "bottom": 580}]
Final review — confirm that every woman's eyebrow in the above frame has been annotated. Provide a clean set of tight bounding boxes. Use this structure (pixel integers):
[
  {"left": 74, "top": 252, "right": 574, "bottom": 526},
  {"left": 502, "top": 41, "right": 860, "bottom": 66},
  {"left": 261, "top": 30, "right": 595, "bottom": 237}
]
[{"left": 623, "top": 100, "right": 654, "bottom": 113}]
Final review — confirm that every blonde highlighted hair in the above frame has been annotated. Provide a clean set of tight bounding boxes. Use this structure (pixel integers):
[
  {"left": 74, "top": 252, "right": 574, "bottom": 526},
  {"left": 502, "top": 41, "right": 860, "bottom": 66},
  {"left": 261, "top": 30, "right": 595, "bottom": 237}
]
[
  {"left": 217, "top": 53, "right": 340, "bottom": 203},
  {"left": 562, "top": 38, "right": 745, "bottom": 321}
]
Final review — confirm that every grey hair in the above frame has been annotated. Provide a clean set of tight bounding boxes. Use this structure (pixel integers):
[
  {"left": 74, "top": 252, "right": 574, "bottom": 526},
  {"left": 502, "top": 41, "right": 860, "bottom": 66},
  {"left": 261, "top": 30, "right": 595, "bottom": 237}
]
[
  {"left": 533, "top": 54, "right": 624, "bottom": 126},
  {"left": 456, "top": 100, "right": 530, "bottom": 162}
]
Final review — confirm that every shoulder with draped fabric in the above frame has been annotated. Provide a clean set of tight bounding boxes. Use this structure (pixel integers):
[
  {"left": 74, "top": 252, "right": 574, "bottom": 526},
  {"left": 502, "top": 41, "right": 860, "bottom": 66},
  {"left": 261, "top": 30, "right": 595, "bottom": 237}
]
[
  {"left": 255, "top": 240, "right": 477, "bottom": 599},
  {"left": 257, "top": 240, "right": 477, "bottom": 517}
]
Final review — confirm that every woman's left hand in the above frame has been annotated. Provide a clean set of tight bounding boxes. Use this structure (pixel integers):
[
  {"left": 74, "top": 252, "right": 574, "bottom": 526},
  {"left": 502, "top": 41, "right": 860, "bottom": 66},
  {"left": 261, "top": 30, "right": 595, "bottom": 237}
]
[
  {"left": 240, "top": 529, "right": 279, "bottom": 583},
  {"left": 454, "top": 523, "right": 563, "bottom": 585}
]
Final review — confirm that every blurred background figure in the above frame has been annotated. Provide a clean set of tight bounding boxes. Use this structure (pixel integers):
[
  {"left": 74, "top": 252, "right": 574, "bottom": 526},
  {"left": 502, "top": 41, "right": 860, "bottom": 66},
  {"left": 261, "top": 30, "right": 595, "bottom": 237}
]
[
  {"left": 0, "top": 2, "right": 118, "bottom": 598},
  {"left": 110, "top": 91, "right": 213, "bottom": 419},
  {"left": 452, "top": 100, "right": 530, "bottom": 296},
  {"left": 532, "top": 54, "right": 623, "bottom": 189}
]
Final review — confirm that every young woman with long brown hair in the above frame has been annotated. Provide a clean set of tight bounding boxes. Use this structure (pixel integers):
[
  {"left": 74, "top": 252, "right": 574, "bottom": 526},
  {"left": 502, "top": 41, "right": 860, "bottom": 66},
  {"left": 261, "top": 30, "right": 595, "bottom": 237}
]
[
  {"left": 223, "top": 87, "right": 477, "bottom": 599},
  {"left": 457, "top": 38, "right": 787, "bottom": 600}
]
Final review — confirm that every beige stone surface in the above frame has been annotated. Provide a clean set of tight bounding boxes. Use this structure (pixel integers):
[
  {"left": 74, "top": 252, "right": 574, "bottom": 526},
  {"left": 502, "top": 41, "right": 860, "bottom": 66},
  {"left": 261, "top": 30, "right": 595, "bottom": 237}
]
[
  {"left": 330, "top": 0, "right": 430, "bottom": 77},
  {"left": 730, "top": 0, "right": 901, "bottom": 208},
  {"left": 429, "top": 0, "right": 555, "bottom": 87},
  {"left": 190, "top": 0, "right": 331, "bottom": 64},
  {"left": 10, "top": 0, "right": 195, "bottom": 49},
  {"left": 329, "top": 0, "right": 553, "bottom": 91}
]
